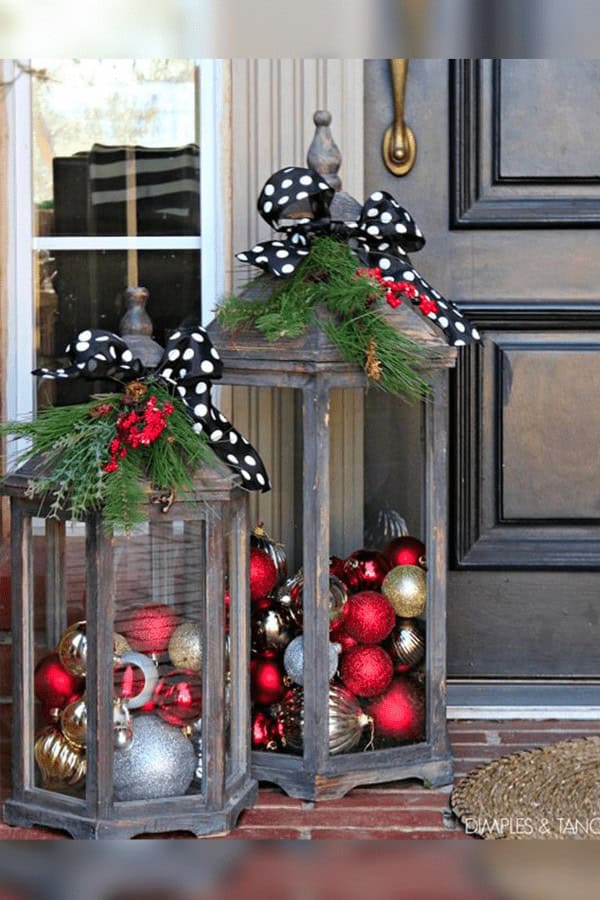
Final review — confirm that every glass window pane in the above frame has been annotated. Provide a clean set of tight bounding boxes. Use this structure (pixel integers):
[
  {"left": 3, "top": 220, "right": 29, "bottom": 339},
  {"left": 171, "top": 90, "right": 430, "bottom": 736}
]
[
  {"left": 35, "top": 249, "right": 201, "bottom": 408},
  {"left": 33, "top": 59, "right": 199, "bottom": 237}
]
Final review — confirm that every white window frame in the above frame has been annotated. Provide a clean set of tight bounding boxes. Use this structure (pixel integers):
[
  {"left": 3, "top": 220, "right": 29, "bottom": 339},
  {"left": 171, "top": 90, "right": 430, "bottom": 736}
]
[{"left": 4, "top": 58, "right": 226, "bottom": 463}]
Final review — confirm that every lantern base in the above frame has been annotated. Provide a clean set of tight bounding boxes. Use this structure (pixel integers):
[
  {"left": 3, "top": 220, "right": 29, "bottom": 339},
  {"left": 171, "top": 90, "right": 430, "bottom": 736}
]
[
  {"left": 2, "top": 780, "right": 257, "bottom": 839},
  {"left": 252, "top": 748, "right": 453, "bottom": 801}
]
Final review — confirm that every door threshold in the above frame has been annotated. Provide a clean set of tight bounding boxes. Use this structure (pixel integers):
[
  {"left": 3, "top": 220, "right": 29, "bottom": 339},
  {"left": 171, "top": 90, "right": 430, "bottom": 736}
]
[
  {"left": 448, "top": 705, "right": 600, "bottom": 720},
  {"left": 448, "top": 680, "right": 600, "bottom": 716}
]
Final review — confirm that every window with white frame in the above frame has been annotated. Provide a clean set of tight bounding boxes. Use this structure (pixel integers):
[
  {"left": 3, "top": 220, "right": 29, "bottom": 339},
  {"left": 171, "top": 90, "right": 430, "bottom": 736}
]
[{"left": 5, "top": 58, "right": 225, "bottom": 437}]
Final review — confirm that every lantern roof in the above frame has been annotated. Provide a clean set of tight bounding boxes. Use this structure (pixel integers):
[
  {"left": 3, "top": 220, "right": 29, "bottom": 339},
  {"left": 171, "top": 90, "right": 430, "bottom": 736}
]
[
  {"left": 207, "top": 109, "right": 457, "bottom": 372},
  {"left": 1, "top": 451, "right": 241, "bottom": 505}
]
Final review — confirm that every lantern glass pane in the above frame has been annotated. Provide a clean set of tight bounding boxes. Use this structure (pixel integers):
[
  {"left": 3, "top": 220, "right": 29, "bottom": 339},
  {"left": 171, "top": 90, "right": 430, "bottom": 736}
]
[
  {"left": 32, "top": 518, "right": 88, "bottom": 801},
  {"left": 111, "top": 514, "right": 206, "bottom": 803},
  {"left": 248, "top": 386, "right": 427, "bottom": 761}
]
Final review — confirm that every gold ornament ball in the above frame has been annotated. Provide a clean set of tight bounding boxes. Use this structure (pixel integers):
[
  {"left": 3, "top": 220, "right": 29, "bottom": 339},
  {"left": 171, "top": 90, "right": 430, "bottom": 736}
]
[
  {"left": 382, "top": 565, "right": 427, "bottom": 617},
  {"left": 168, "top": 621, "right": 203, "bottom": 671},
  {"left": 60, "top": 696, "right": 88, "bottom": 749},
  {"left": 34, "top": 726, "right": 86, "bottom": 788},
  {"left": 58, "top": 621, "right": 88, "bottom": 676}
]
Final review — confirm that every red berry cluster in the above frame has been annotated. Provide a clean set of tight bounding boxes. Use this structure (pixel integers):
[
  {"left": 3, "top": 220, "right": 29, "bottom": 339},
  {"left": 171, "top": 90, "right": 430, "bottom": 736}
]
[
  {"left": 104, "top": 396, "right": 175, "bottom": 473},
  {"left": 356, "top": 267, "right": 439, "bottom": 317}
]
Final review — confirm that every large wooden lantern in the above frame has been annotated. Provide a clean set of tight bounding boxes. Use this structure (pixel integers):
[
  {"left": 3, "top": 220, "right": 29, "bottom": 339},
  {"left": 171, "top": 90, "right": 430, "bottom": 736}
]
[
  {"left": 206, "top": 112, "right": 463, "bottom": 800},
  {"left": 2, "top": 457, "right": 256, "bottom": 838},
  {"left": 208, "top": 306, "right": 455, "bottom": 799}
]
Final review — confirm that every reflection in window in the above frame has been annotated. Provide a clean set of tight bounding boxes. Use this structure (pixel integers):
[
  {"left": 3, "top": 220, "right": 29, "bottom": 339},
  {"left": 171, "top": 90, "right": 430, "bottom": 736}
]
[{"left": 32, "top": 59, "right": 202, "bottom": 408}]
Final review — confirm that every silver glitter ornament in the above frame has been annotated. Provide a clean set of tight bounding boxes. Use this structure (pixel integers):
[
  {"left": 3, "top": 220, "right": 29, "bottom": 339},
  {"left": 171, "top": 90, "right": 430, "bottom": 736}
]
[
  {"left": 279, "top": 684, "right": 372, "bottom": 755},
  {"left": 388, "top": 618, "right": 425, "bottom": 672},
  {"left": 283, "top": 636, "right": 341, "bottom": 686},
  {"left": 275, "top": 571, "right": 348, "bottom": 629},
  {"left": 113, "top": 715, "right": 196, "bottom": 801}
]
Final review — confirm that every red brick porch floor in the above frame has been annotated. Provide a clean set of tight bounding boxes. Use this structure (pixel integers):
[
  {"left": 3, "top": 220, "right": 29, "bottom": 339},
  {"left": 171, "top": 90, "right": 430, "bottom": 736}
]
[{"left": 2, "top": 719, "right": 599, "bottom": 840}]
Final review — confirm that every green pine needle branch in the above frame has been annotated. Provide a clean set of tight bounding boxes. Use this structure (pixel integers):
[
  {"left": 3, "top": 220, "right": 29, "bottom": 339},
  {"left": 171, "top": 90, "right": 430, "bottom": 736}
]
[
  {"left": 218, "top": 236, "right": 445, "bottom": 400},
  {"left": 1, "top": 380, "right": 217, "bottom": 532}
]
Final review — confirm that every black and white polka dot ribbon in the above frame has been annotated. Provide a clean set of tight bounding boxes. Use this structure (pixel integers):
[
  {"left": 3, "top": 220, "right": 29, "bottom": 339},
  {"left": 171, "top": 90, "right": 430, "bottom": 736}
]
[
  {"left": 236, "top": 166, "right": 480, "bottom": 347},
  {"left": 33, "top": 325, "right": 271, "bottom": 492}
]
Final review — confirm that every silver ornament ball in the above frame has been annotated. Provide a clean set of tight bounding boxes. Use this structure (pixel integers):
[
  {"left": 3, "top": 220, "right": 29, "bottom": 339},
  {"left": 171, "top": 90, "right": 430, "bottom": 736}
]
[
  {"left": 389, "top": 618, "right": 425, "bottom": 672},
  {"left": 252, "top": 606, "right": 295, "bottom": 653},
  {"left": 275, "top": 570, "right": 348, "bottom": 628},
  {"left": 283, "top": 636, "right": 341, "bottom": 686},
  {"left": 279, "top": 684, "right": 372, "bottom": 755},
  {"left": 113, "top": 715, "right": 196, "bottom": 801}
]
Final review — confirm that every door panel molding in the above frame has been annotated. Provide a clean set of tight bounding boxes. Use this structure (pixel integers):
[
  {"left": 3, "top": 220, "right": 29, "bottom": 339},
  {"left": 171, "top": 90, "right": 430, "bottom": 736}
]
[
  {"left": 450, "top": 59, "right": 600, "bottom": 228},
  {"left": 452, "top": 306, "right": 600, "bottom": 568}
]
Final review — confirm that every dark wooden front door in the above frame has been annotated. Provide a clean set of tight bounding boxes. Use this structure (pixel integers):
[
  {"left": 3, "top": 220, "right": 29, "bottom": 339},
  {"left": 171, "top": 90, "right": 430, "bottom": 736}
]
[{"left": 364, "top": 59, "right": 600, "bottom": 704}]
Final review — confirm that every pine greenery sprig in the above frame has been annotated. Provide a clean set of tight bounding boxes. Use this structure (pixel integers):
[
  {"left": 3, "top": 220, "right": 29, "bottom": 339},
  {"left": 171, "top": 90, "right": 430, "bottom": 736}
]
[
  {"left": 218, "top": 236, "right": 445, "bottom": 400},
  {"left": 1, "top": 382, "right": 217, "bottom": 532}
]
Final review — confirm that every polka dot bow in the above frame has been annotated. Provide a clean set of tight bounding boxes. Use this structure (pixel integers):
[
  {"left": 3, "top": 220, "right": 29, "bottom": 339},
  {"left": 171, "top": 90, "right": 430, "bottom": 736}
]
[
  {"left": 34, "top": 326, "right": 271, "bottom": 492},
  {"left": 236, "top": 166, "right": 481, "bottom": 347}
]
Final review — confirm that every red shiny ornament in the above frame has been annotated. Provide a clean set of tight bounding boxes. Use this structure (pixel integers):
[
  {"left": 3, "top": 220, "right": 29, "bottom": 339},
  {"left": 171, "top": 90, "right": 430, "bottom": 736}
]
[
  {"left": 251, "top": 709, "right": 282, "bottom": 750},
  {"left": 340, "top": 645, "right": 394, "bottom": 698},
  {"left": 383, "top": 536, "right": 426, "bottom": 569},
  {"left": 330, "top": 620, "right": 358, "bottom": 653},
  {"left": 119, "top": 603, "right": 180, "bottom": 656},
  {"left": 329, "top": 555, "right": 346, "bottom": 583},
  {"left": 342, "top": 550, "right": 390, "bottom": 593},
  {"left": 250, "top": 547, "right": 279, "bottom": 605},
  {"left": 343, "top": 590, "right": 396, "bottom": 644},
  {"left": 250, "top": 652, "right": 286, "bottom": 705},
  {"left": 367, "top": 677, "right": 425, "bottom": 744},
  {"left": 153, "top": 668, "right": 202, "bottom": 727},
  {"left": 34, "top": 653, "right": 84, "bottom": 712}
]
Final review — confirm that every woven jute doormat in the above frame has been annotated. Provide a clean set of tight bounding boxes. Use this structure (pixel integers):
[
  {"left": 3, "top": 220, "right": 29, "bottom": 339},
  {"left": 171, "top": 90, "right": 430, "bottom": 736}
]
[{"left": 451, "top": 735, "right": 600, "bottom": 839}]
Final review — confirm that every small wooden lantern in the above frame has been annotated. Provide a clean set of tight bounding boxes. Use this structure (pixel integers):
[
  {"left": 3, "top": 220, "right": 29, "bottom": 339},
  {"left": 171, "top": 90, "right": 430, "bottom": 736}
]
[
  {"left": 206, "top": 113, "right": 457, "bottom": 800},
  {"left": 2, "top": 457, "right": 256, "bottom": 838}
]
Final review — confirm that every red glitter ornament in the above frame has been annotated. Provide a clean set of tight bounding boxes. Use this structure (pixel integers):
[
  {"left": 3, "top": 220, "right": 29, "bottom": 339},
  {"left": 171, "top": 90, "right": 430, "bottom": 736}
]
[
  {"left": 34, "top": 653, "right": 84, "bottom": 712},
  {"left": 383, "top": 536, "right": 426, "bottom": 569},
  {"left": 153, "top": 668, "right": 202, "bottom": 727},
  {"left": 330, "top": 620, "right": 358, "bottom": 653},
  {"left": 119, "top": 603, "right": 180, "bottom": 656},
  {"left": 340, "top": 645, "right": 394, "bottom": 698},
  {"left": 250, "top": 547, "right": 279, "bottom": 605},
  {"left": 343, "top": 590, "right": 396, "bottom": 644},
  {"left": 250, "top": 652, "right": 286, "bottom": 705},
  {"left": 367, "top": 677, "right": 425, "bottom": 744},
  {"left": 342, "top": 550, "right": 390, "bottom": 593}
]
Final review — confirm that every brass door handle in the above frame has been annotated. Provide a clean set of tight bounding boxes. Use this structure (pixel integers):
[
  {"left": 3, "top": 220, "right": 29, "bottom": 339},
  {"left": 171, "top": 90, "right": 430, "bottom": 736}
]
[{"left": 382, "top": 59, "right": 417, "bottom": 176}]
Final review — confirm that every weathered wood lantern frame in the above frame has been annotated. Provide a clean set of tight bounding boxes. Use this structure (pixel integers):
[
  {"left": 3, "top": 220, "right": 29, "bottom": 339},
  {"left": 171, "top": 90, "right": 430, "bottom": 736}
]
[
  {"left": 207, "top": 302, "right": 457, "bottom": 800},
  {"left": 2, "top": 459, "right": 257, "bottom": 838}
]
